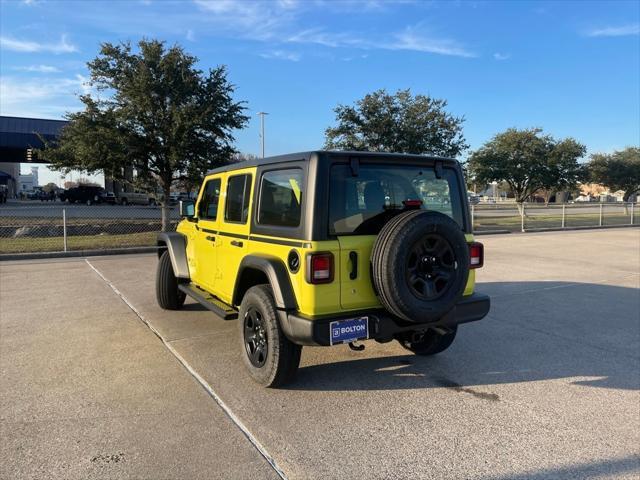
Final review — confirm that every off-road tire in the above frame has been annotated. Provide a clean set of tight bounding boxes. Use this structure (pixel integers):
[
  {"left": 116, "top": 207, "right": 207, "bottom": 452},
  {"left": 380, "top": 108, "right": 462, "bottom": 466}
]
[
  {"left": 371, "top": 210, "right": 470, "bottom": 323},
  {"left": 238, "top": 285, "right": 301, "bottom": 387},
  {"left": 398, "top": 327, "right": 457, "bottom": 356},
  {"left": 156, "top": 250, "right": 186, "bottom": 310}
]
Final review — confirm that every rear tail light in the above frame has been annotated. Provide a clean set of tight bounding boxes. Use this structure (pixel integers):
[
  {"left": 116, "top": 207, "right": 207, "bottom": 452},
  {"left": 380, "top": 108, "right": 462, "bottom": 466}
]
[
  {"left": 307, "top": 253, "right": 334, "bottom": 284},
  {"left": 469, "top": 242, "right": 484, "bottom": 269}
]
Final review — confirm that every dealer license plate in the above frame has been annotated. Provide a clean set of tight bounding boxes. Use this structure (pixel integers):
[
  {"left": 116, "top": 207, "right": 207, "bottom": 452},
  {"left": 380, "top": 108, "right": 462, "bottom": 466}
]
[{"left": 329, "top": 317, "right": 369, "bottom": 345}]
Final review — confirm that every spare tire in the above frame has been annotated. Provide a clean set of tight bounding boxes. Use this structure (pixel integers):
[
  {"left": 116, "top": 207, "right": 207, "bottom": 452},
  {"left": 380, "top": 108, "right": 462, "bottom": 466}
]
[{"left": 371, "top": 210, "right": 470, "bottom": 323}]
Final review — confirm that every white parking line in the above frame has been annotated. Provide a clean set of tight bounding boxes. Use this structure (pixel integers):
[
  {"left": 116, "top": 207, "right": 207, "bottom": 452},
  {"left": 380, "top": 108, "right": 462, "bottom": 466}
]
[{"left": 84, "top": 259, "right": 288, "bottom": 480}]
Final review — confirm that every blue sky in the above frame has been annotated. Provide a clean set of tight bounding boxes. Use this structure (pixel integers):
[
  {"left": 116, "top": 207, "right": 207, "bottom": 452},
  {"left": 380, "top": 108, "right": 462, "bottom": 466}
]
[{"left": 1, "top": 0, "right": 639, "bottom": 184}]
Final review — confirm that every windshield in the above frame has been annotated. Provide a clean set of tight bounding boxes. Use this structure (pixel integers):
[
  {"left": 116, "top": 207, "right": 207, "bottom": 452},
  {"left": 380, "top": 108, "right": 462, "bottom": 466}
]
[{"left": 329, "top": 163, "right": 464, "bottom": 235}]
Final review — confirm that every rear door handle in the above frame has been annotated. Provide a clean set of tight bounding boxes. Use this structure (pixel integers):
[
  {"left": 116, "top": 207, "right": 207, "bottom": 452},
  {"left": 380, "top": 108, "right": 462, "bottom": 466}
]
[
  {"left": 349, "top": 251, "right": 358, "bottom": 279},
  {"left": 230, "top": 240, "right": 243, "bottom": 247},
  {"left": 205, "top": 235, "right": 215, "bottom": 241}
]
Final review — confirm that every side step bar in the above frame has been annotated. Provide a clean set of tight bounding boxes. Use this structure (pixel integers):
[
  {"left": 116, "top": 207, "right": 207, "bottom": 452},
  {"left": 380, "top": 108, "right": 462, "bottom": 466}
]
[{"left": 178, "top": 283, "right": 238, "bottom": 320}]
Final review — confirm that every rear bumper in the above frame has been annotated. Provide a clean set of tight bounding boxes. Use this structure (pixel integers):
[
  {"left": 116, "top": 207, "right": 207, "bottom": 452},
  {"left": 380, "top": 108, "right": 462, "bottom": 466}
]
[{"left": 279, "top": 293, "right": 490, "bottom": 346}]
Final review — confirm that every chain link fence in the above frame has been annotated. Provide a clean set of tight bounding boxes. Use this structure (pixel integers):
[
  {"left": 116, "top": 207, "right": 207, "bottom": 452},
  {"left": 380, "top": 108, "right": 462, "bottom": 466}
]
[
  {"left": 472, "top": 202, "right": 637, "bottom": 233},
  {"left": 0, "top": 201, "right": 179, "bottom": 255},
  {"left": 1, "top": 200, "right": 637, "bottom": 255}
]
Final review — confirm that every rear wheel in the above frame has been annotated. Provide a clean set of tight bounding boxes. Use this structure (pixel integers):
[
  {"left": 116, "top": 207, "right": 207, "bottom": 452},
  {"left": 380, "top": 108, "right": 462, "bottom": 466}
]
[
  {"left": 238, "top": 285, "right": 301, "bottom": 387},
  {"left": 156, "top": 250, "right": 186, "bottom": 310},
  {"left": 397, "top": 327, "right": 457, "bottom": 356}
]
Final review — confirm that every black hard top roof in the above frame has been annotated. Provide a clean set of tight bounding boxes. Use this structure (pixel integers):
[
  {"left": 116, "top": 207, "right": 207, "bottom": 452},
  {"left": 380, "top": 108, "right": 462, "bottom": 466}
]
[{"left": 206, "top": 150, "right": 458, "bottom": 175}]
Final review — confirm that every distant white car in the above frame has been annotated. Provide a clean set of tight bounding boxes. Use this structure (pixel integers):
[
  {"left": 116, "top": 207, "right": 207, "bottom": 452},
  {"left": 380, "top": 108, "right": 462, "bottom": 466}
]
[{"left": 467, "top": 192, "right": 480, "bottom": 205}]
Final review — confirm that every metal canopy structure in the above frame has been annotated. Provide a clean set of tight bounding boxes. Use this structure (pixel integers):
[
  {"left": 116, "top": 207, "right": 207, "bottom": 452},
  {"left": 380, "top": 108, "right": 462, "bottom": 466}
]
[{"left": 0, "top": 116, "right": 68, "bottom": 163}]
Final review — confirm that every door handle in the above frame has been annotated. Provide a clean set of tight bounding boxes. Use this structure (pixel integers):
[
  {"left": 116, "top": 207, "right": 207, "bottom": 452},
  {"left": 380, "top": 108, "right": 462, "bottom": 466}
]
[
  {"left": 205, "top": 235, "right": 215, "bottom": 242},
  {"left": 349, "top": 251, "right": 358, "bottom": 279},
  {"left": 230, "top": 240, "right": 243, "bottom": 247}
]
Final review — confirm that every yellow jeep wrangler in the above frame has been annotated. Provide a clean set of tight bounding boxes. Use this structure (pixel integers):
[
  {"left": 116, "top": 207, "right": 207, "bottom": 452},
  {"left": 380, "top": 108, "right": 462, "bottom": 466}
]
[{"left": 156, "top": 151, "right": 489, "bottom": 387}]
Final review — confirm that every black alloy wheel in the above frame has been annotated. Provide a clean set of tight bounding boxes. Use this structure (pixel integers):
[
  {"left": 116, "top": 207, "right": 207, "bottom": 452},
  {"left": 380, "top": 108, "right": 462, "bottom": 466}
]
[
  {"left": 244, "top": 307, "right": 268, "bottom": 368},
  {"left": 406, "top": 233, "right": 456, "bottom": 301}
]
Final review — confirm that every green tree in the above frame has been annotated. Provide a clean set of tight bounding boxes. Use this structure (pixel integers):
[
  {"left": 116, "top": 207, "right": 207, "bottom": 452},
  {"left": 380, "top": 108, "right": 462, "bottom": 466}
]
[
  {"left": 42, "top": 39, "right": 248, "bottom": 230},
  {"left": 42, "top": 182, "right": 58, "bottom": 193},
  {"left": 589, "top": 147, "right": 640, "bottom": 202},
  {"left": 324, "top": 89, "right": 467, "bottom": 157},
  {"left": 467, "top": 128, "right": 585, "bottom": 211},
  {"left": 540, "top": 138, "right": 587, "bottom": 204}
]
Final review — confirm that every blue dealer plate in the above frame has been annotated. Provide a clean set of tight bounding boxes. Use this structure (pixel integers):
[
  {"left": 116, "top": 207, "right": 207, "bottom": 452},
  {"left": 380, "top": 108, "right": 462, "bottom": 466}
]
[{"left": 329, "top": 317, "right": 369, "bottom": 345}]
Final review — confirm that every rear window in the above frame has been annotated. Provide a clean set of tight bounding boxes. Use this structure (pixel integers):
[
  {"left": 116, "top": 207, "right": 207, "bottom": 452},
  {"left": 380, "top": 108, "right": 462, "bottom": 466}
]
[
  {"left": 258, "top": 169, "right": 303, "bottom": 227},
  {"left": 329, "top": 164, "right": 464, "bottom": 235}
]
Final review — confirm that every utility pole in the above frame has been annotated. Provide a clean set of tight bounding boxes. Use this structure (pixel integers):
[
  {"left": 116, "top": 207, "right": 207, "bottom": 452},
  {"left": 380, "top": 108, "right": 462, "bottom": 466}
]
[{"left": 257, "top": 112, "right": 269, "bottom": 158}]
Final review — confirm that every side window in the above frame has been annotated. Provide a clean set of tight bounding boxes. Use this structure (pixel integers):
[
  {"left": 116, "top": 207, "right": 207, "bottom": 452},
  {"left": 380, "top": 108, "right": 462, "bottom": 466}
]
[
  {"left": 225, "top": 174, "right": 252, "bottom": 223},
  {"left": 198, "top": 178, "right": 221, "bottom": 220},
  {"left": 258, "top": 169, "right": 303, "bottom": 227}
]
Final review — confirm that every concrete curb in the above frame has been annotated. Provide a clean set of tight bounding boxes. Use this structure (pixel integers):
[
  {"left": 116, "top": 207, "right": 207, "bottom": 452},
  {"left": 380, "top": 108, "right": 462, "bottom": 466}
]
[
  {"left": 0, "top": 246, "right": 158, "bottom": 261},
  {"left": 474, "top": 229, "right": 512, "bottom": 235},
  {"left": 474, "top": 224, "right": 638, "bottom": 236},
  {"left": 520, "top": 224, "right": 639, "bottom": 234}
]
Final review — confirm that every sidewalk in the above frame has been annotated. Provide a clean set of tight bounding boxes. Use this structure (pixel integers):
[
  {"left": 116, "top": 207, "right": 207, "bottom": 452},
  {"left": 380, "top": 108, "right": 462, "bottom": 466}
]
[{"left": 0, "top": 259, "right": 278, "bottom": 480}]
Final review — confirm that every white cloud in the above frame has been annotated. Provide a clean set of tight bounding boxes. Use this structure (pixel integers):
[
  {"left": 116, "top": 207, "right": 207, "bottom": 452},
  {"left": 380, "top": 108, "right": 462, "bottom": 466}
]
[
  {"left": 287, "top": 25, "right": 475, "bottom": 58},
  {"left": 587, "top": 23, "right": 640, "bottom": 37},
  {"left": 193, "top": 0, "right": 295, "bottom": 39},
  {"left": 186, "top": 29, "right": 196, "bottom": 42},
  {"left": 389, "top": 26, "right": 475, "bottom": 57},
  {"left": 13, "top": 64, "right": 61, "bottom": 73},
  {"left": 493, "top": 52, "right": 510, "bottom": 61},
  {"left": 75, "top": 74, "right": 92, "bottom": 95},
  {"left": 0, "top": 34, "right": 78, "bottom": 54},
  {"left": 0, "top": 76, "right": 86, "bottom": 117},
  {"left": 259, "top": 50, "right": 301, "bottom": 61}
]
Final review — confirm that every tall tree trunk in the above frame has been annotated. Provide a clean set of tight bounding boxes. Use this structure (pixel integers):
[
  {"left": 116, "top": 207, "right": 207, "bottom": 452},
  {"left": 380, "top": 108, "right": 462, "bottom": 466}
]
[
  {"left": 161, "top": 184, "right": 171, "bottom": 232},
  {"left": 622, "top": 190, "right": 636, "bottom": 216}
]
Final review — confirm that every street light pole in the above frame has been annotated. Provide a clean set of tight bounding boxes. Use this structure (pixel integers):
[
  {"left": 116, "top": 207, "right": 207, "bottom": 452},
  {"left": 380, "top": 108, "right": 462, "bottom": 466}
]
[{"left": 257, "top": 112, "right": 268, "bottom": 158}]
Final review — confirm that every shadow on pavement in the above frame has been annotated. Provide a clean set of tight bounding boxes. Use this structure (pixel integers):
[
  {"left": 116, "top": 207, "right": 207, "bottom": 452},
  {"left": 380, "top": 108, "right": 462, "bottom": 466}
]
[
  {"left": 289, "top": 281, "right": 640, "bottom": 392},
  {"left": 484, "top": 454, "right": 639, "bottom": 480}
]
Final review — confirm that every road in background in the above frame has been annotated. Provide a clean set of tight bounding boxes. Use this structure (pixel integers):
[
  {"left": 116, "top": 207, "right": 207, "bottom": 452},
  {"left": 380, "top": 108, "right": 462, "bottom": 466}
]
[
  {"left": 1, "top": 229, "right": 639, "bottom": 479},
  {"left": 0, "top": 200, "right": 179, "bottom": 219}
]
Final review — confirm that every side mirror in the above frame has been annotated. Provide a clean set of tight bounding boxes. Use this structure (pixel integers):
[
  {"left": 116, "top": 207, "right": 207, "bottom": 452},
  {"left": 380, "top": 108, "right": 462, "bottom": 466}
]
[{"left": 179, "top": 200, "right": 195, "bottom": 218}]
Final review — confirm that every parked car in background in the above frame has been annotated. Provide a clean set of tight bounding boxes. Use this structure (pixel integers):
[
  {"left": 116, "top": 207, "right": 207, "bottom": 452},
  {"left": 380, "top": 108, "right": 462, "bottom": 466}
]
[
  {"left": 103, "top": 191, "right": 117, "bottom": 205},
  {"left": 117, "top": 190, "right": 158, "bottom": 206},
  {"left": 37, "top": 190, "right": 56, "bottom": 202},
  {"left": 177, "top": 191, "right": 196, "bottom": 202},
  {"left": 60, "top": 185, "right": 107, "bottom": 205},
  {"left": 467, "top": 192, "right": 481, "bottom": 205},
  {"left": 25, "top": 188, "right": 43, "bottom": 200}
]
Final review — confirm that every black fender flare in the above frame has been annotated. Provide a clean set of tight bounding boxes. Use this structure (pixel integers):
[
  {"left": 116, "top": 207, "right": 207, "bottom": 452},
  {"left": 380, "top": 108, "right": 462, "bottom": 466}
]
[
  {"left": 157, "top": 232, "right": 190, "bottom": 279},
  {"left": 233, "top": 255, "right": 297, "bottom": 311}
]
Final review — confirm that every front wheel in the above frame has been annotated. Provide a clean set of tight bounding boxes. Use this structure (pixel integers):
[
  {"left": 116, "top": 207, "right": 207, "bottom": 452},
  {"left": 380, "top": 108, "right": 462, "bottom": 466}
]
[
  {"left": 238, "top": 285, "right": 301, "bottom": 387},
  {"left": 397, "top": 326, "right": 457, "bottom": 356},
  {"left": 155, "top": 250, "right": 186, "bottom": 310}
]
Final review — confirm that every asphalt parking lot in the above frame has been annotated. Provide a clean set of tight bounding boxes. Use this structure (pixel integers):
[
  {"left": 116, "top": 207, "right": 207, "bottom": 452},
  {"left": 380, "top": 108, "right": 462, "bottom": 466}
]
[{"left": 1, "top": 229, "right": 639, "bottom": 479}]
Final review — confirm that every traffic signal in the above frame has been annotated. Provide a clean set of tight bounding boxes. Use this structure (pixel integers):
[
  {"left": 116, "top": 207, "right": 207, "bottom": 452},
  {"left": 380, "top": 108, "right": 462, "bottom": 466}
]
[{"left": 26, "top": 148, "right": 33, "bottom": 162}]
